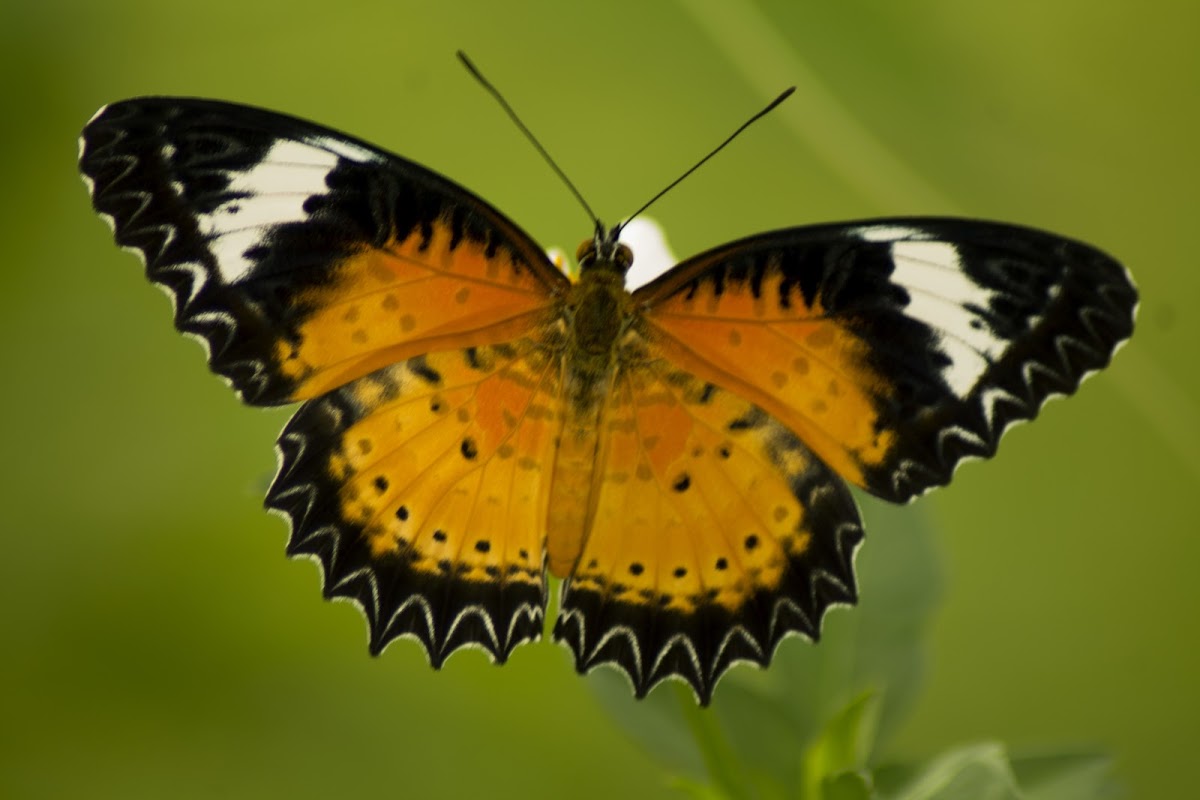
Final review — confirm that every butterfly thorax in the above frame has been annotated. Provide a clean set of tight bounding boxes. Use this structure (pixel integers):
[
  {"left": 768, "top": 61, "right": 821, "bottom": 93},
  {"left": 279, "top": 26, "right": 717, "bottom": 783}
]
[
  {"left": 567, "top": 271, "right": 629, "bottom": 360},
  {"left": 563, "top": 237, "right": 637, "bottom": 407}
]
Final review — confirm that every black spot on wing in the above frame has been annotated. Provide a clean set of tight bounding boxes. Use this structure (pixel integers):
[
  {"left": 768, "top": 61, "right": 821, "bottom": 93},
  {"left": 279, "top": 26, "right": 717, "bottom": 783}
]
[
  {"left": 727, "top": 407, "right": 765, "bottom": 432},
  {"left": 407, "top": 355, "right": 442, "bottom": 385}
]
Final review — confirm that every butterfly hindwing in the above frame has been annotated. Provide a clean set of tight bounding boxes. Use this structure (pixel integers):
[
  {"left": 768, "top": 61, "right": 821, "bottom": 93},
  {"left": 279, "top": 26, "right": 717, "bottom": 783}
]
[
  {"left": 267, "top": 335, "right": 564, "bottom": 665},
  {"left": 635, "top": 219, "right": 1137, "bottom": 502},
  {"left": 554, "top": 337, "right": 863, "bottom": 703},
  {"left": 79, "top": 98, "right": 569, "bottom": 406}
]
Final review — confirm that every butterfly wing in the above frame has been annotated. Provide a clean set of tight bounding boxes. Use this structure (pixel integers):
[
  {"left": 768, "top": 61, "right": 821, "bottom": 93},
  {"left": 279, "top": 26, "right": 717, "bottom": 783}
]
[
  {"left": 554, "top": 349, "right": 863, "bottom": 703},
  {"left": 633, "top": 219, "right": 1137, "bottom": 502},
  {"left": 269, "top": 338, "right": 562, "bottom": 664},
  {"left": 80, "top": 98, "right": 572, "bottom": 664},
  {"left": 554, "top": 218, "right": 1136, "bottom": 702},
  {"left": 79, "top": 98, "right": 569, "bottom": 406}
]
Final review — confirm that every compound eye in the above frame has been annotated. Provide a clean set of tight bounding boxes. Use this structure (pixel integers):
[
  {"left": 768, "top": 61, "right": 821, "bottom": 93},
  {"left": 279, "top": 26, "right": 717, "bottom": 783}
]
[
  {"left": 614, "top": 243, "right": 634, "bottom": 271},
  {"left": 575, "top": 239, "right": 596, "bottom": 266}
]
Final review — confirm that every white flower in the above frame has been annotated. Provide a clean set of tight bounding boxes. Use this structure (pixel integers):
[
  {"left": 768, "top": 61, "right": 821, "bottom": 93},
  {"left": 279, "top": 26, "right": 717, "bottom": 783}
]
[{"left": 619, "top": 217, "right": 677, "bottom": 290}]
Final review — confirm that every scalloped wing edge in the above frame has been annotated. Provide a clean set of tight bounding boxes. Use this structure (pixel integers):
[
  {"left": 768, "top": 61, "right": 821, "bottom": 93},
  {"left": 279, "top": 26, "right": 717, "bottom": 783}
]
[{"left": 554, "top": 485, "right": 865, "bottom": 705}]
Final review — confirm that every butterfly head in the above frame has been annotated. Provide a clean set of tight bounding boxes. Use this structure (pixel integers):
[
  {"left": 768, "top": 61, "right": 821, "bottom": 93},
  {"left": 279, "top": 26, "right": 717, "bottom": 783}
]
[{"left": 576, "top": 224, "right": 633, "bottom": 277}]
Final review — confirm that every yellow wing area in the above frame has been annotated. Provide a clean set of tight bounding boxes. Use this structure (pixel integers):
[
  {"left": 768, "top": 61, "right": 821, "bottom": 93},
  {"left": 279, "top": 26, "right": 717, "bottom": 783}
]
[
  {"left": 275, "top": 217, "right": 564, "bottom": 402},
  {"left": 575, "top": 363, "right": 804, "bottom": 611},
  {"left": 636, "top": 266, "right": 895, "bottom": 492},
  {"left": 553, "top": 341, "right": 863, "bottom": 703},
  {"left": 268, "top": 335, "right": 564, "bottom": 665}
]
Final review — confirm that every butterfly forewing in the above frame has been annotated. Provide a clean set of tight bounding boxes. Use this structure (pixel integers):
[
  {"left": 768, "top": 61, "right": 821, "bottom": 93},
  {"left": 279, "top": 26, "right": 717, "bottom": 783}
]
[
  {"left": 79, "top": 98, "right": 569, "bottom": 406},
  {"left": 635, "top": 219, "right": 1137, "bottom": 502}
]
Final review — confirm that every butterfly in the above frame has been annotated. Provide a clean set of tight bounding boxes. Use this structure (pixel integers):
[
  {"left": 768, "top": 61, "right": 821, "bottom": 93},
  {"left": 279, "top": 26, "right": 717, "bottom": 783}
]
[{"left": 79, "top": 94, "right": 1136, "bottom": 705}]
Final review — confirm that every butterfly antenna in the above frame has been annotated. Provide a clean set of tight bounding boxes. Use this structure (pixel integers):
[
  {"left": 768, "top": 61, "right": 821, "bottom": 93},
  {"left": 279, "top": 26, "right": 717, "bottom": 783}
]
[
  {"left": 458, "top": 51, "right": 603, "bottom": 235},
  {"left": 616, "top": 87, "right": 796, "bottom": 236}
]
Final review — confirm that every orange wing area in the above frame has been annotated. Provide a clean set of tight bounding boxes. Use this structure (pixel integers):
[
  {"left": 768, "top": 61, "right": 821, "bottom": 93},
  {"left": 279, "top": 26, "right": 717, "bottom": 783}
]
[
  {"left": 553, "top": 341, "right": 863, "bottom": 704},
  {"left": 638, "top": 268, "right": 894, "bottom": 492},
  {"left": 634, "top": 222, "right": 1137, "bottom": 502},
  {"left": 79, "top": 97, "right": 569, "bottom": 406},
  {"left": 273, "top": 220, "right": 560, "bottom": 402},
  {"left": 267, "top": 335, "right": 563, "bottom": 665}
]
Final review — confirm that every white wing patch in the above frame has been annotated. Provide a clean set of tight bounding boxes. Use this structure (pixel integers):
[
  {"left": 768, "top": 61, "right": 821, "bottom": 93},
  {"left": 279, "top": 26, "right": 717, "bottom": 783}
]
[
  {"left": 854, "top": 224, "right": 923, "bottom": 242},
  {"left": 307, "top": 134, "right": 385, "bottom": 165},
  {"left": 192, "top": 139, "right": 340, "bottom": 284},
  {"left": 890, "top": 240, "right": 1009, "bottom": 395},
  {"left": 621, "top": 218, "right": 678, "bottom": 290}
]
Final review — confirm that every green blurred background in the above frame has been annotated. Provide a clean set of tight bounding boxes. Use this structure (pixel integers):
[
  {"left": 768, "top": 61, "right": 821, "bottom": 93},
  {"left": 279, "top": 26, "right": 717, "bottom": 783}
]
[{"left": 2, "top": 0, "right": 1195, "bottom": 796}]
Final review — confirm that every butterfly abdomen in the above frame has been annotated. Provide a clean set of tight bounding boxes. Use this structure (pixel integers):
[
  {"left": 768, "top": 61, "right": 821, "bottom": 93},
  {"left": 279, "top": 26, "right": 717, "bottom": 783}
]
[{"left": 545, "top": 408, "right": 605, "bottom": 578}]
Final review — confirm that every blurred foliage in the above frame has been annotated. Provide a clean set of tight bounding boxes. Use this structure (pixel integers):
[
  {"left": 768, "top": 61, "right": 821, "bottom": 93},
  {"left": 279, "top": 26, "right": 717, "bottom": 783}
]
[
  {"left": 591, "top": 499, "right": 1118, "bottom": 798},
  {"left": 2, "top": 0, "right": 1195, "bottom": 798}
]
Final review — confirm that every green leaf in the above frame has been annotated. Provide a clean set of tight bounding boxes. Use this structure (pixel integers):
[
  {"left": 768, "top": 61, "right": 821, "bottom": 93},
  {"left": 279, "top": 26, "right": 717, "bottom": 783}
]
[
  {"left": 822, "top": 772, "right": 874, "bottom": 800},
  {"left": 799, "top": 692, "right": 879, "bottom": 799},
  {"left": 585, "top": 668, "right": 708, "bottom": 781},
  {"left": 877, "top": 742, "right": 1023, "bottom": 800},
  {"left": 844, "top": 498, "right": 944, "bottom": 750}
]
